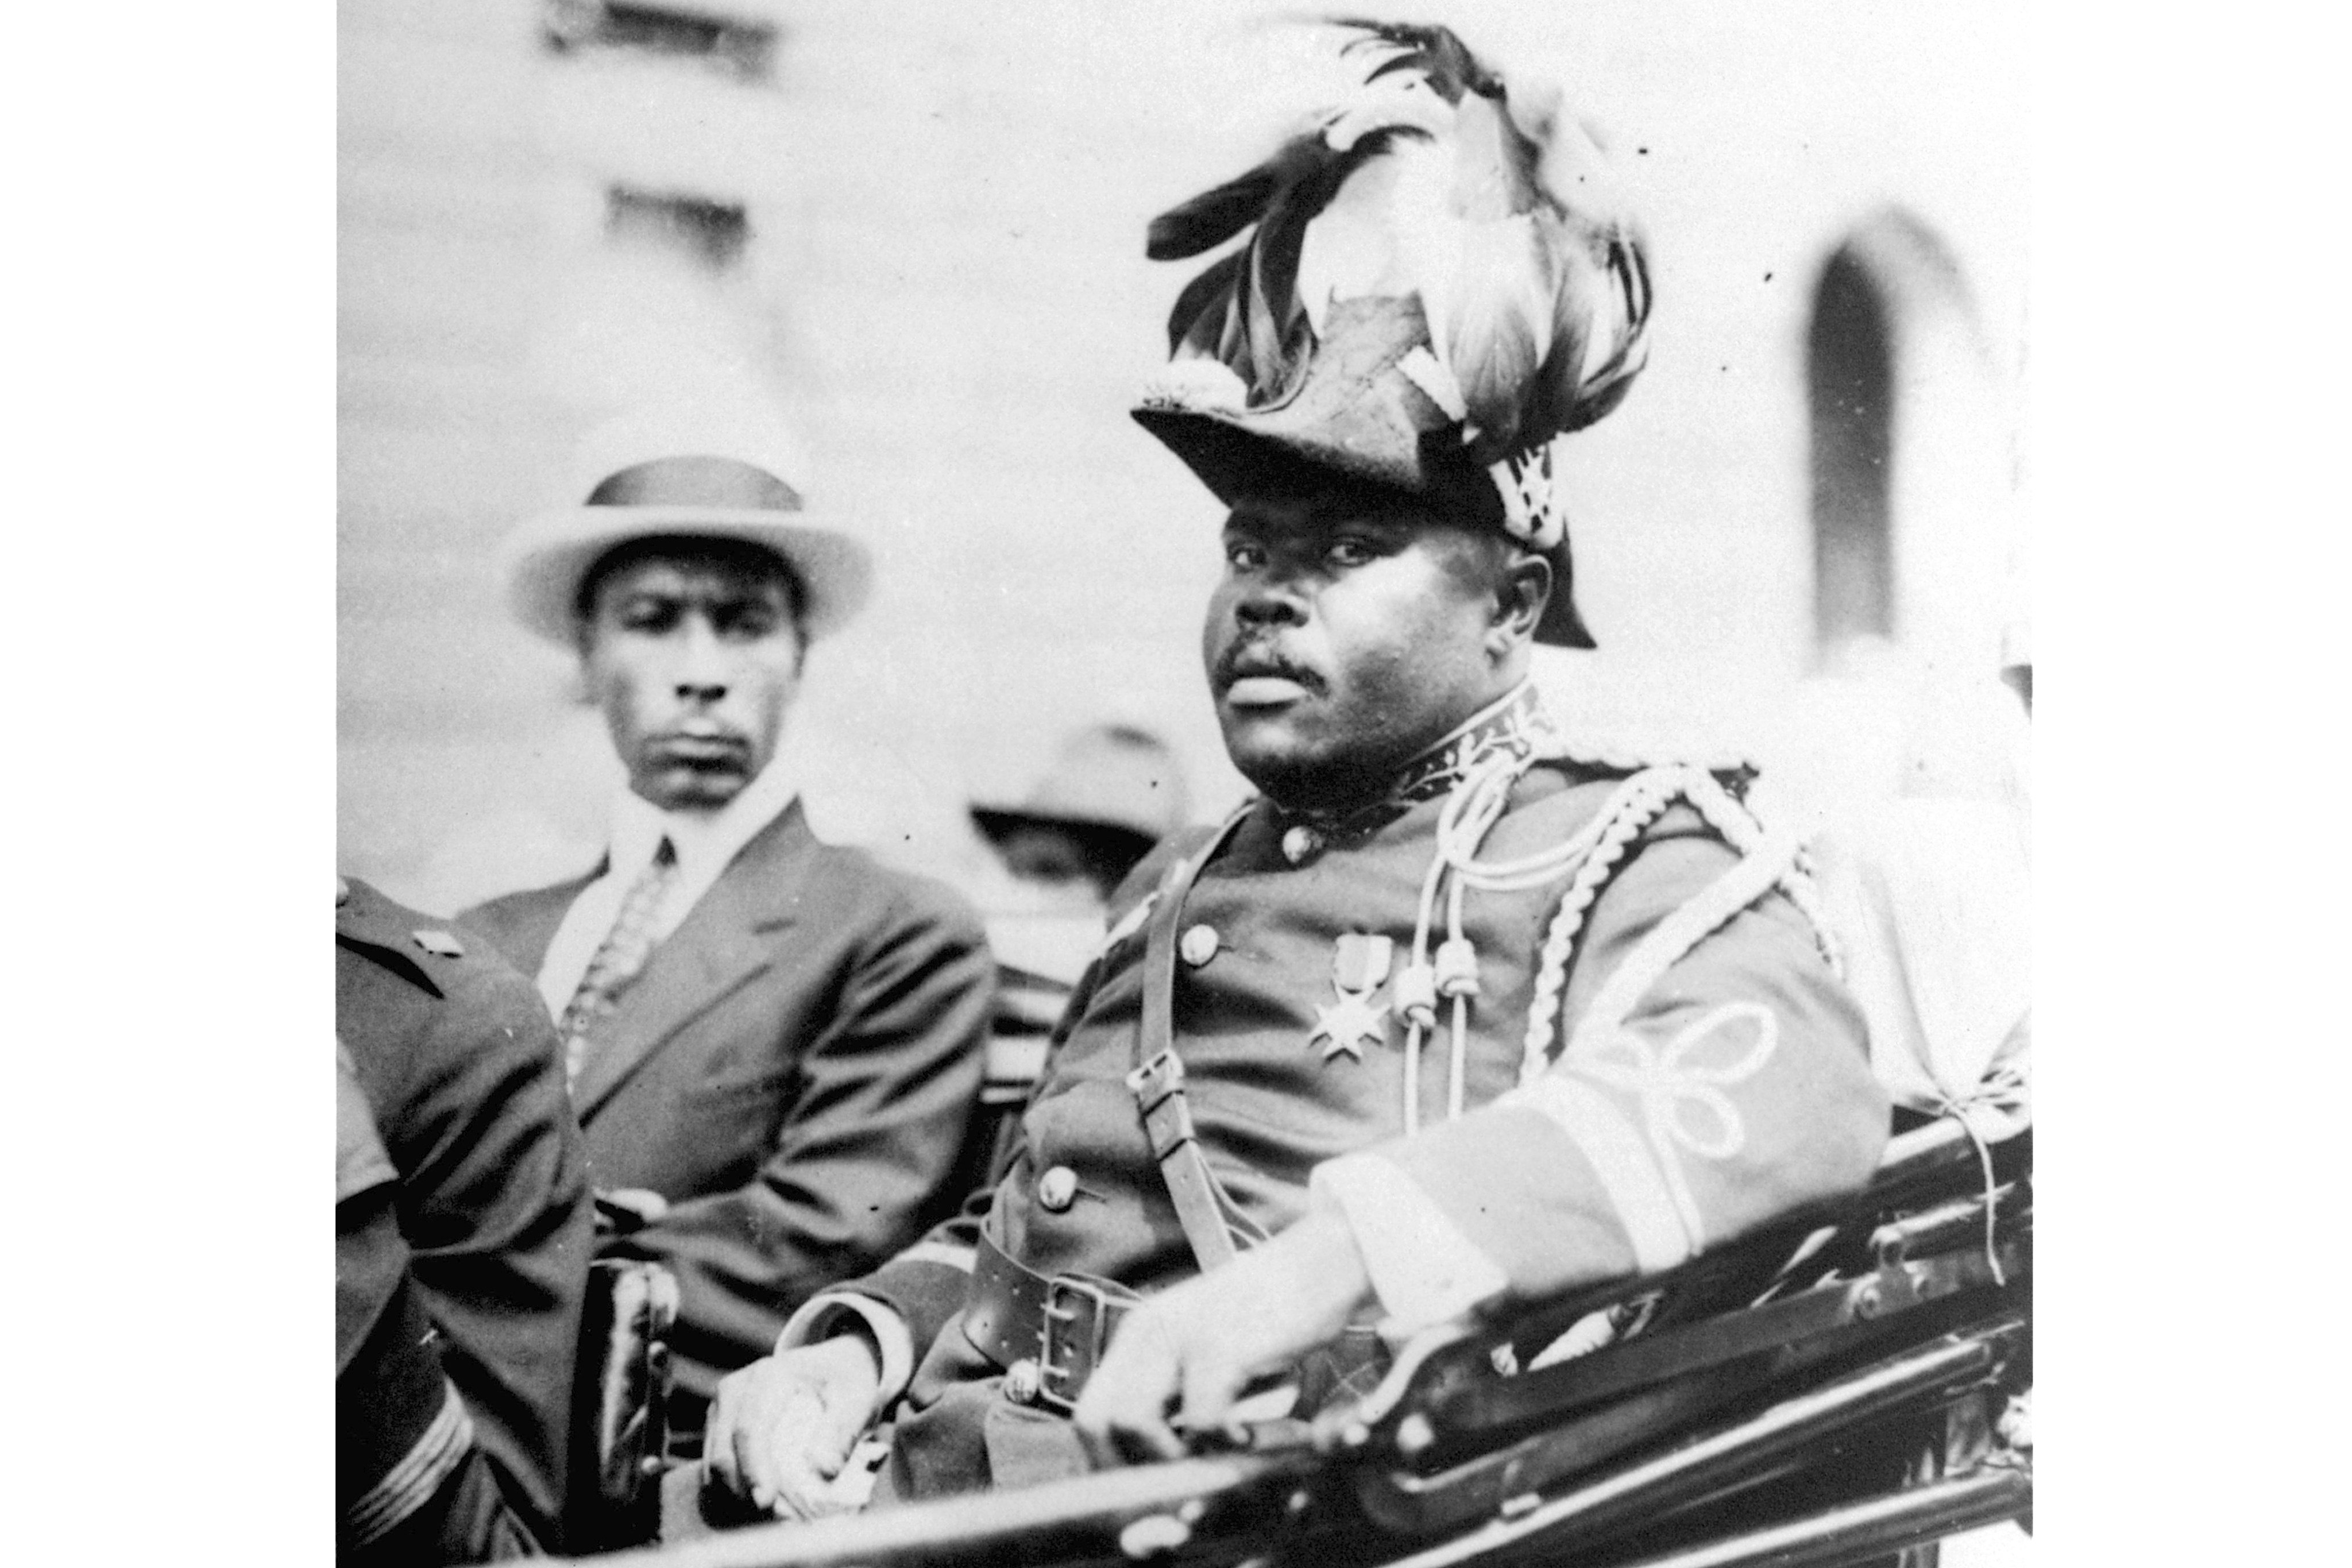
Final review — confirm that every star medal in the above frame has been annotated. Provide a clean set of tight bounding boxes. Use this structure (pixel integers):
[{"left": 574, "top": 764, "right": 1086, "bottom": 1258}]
[{"left": 1310, "top": 933, "right": 1393, "bottom": 1063}]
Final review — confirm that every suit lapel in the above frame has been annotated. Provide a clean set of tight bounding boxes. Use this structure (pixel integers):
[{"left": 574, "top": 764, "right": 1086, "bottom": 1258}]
[
  {"left": 507, "top": 871, "right": 597, "bottom": 975},
  {"left": 570, "top": 804, "right": 815, "bottom": 1121}
]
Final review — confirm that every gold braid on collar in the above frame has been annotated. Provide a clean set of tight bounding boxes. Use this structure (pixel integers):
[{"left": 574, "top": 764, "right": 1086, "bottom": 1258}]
[{"left": 1272, "top": 682, "right": 1563, "bottom": 863}]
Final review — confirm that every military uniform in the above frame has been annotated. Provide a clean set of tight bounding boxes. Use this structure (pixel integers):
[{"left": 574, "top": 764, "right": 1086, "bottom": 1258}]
[
  {"left": 724, "top": 21, "right": 1891, "bottom": 1513},
  {"left": 777, "top": 688, "right": 1889, "bottom": 1499},
  {"left": 337, "top": 876, "right": 595, "bottom": 1553}
]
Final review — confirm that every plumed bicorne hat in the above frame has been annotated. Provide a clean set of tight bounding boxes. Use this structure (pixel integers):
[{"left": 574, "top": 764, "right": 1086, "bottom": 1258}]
[
  {"left": 500, "top": 405, "right": 874, "bottom": 647},
  {"left": 1131, "top": 20, "right": 1654, "bottom": 648}
]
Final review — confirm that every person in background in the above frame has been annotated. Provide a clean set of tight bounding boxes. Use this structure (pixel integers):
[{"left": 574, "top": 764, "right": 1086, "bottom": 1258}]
[
  {"left": 971, "top": 724, "right": 1193, "bottom": 912},
  {"left": 338, "top": 874, "right": 593, "bottom": 1559},
  {"left": 459, "top": 407, "right": 995, "bottom": 1449},
  {"left": 961, "top": 723, "right": 1195, "bottom": 1191}
]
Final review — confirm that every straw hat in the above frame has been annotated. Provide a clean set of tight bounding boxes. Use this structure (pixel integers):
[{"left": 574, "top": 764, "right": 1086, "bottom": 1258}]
[{"left": 499, "top": 405, "right": 874, "bottom": 646}]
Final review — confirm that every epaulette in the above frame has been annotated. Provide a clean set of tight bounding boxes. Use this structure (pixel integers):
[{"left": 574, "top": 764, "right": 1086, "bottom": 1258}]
[
  {"left": 336, "top": 874, "right": 470, "bottom": 999},
  {"left": 1510, "top": 755, "right": 1844, "bottom": 1086},
  {"left": 1550, "top": 725, "right": 1760, "bottom": 804}
]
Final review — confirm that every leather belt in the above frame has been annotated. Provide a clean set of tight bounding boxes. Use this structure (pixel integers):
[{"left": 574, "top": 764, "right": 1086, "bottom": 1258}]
[{"left": 961, "top": 1232, "right": 1140, "bottom": 1412}]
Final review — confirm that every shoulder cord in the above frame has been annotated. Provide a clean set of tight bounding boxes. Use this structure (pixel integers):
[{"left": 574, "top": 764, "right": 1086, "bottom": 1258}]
[
  {"left": 1519, "top": 766, "right": 1845, "bottom": 1088},
  {"left": 1391, "top": 746, "right": 1624, "bottom": 1134}
]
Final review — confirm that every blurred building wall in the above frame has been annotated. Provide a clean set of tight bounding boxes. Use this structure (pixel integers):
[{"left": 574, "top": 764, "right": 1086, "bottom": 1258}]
[{"left": 339, "top": 0, "right": 2027, "bottom": 914}]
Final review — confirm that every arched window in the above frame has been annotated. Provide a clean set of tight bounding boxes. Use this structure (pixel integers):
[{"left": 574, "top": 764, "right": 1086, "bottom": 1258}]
[
  {"left": 1808, "top": 248, "right": 1895, "bottom": 650},
  {"left": 1805, "top": 209, "right": 2011, "bottom": 680}
]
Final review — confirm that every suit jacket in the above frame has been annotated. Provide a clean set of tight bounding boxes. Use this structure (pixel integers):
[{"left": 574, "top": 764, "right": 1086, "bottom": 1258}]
[
  {"left": 337, "top": 876, "right": 593, "bottom": 1550},
  {"left": 461, "top": 800, "right": 995, "bottom": 1401}
]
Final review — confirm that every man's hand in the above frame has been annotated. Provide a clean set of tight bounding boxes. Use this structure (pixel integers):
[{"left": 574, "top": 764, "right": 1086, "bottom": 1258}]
[
  {"left": 1072, "top": 1208, "right": 1374, "bottom": 1465},
  {"left": 704, "top": 1335, "right": 884, "bottom": 1520}
]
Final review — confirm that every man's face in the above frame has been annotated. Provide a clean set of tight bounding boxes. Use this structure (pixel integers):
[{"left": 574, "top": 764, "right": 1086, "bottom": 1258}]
[
  {"left": 578, "top": 545, "right": 806, "bottom": 813},
  {"left": 1202, "top": 489, "right": 1509, "bottom": 810}
]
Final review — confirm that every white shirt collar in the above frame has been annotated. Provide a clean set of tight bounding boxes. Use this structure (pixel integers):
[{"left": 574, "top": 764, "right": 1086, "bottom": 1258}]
[
  {"left": 607, "top": 752, "right": 802, "bottom": 889},
  {"left": 535, "top": 757, "right": 803, "bottom": 1021}
]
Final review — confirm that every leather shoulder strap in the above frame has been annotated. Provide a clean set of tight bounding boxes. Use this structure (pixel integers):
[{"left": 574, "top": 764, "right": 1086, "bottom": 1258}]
[{"left": 1127, "top": 808, "right": 1252, "bottom": 1275}]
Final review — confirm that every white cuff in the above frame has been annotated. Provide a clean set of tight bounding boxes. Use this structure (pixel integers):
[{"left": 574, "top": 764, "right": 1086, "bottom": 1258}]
[
  {"left": 1501, "top": 1075, "right": 1695, "bottom": 1273},
  {"left": 1310, "top": 1153, "right": 1509, "bottom": 1337},
  {"left": 775, "top": 1293, "right": 917, "bottom": 1419}
]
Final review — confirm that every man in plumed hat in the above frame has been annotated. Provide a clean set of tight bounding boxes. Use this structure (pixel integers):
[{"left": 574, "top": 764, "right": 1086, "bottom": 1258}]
[
  {"left": 458, "top": 405, "right": 996, "bottom": 1446},
  {"left": 703, "top": 21, "right": 1888, "bottom": 1512}
]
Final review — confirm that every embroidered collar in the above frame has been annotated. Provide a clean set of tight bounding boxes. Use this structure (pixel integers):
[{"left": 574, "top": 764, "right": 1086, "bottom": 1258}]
[{"left": 1270, "top": 681, "right": 1563, "bottom": 862}]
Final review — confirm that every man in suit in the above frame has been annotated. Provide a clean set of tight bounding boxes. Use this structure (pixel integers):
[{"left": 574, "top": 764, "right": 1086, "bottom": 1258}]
[
  {"left": 338, "top": 874, "right": 593, "bottom": 1558},
  {"left": 461, "top": 410, "right": 996, "bottom": 1440}
]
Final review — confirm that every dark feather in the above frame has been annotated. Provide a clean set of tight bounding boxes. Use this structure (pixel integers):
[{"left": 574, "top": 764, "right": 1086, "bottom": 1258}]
[
  {"left": 1556, "top": 236, "right": 1653, "bottom": 433},
  {"left": 1149, "top": 16, "right": 1652, "bottom": 443},
  {"left": 1160, "top": 130, "right": 1398, "bottom": 397},
  {"left": 1243, "top": 134, "right": 1384, "bottom": 371},
  {"left": 1166, "top": 249, "right": 1246, "bottom": 353},
  {"left": 1327, "top": 17, "right": 1500, "bottom": 101},
  {"left": 1149, "top": 162, "right": 1283, "bottom": 261},
  {"left": 1146, "top": 134, "right": 1338, "bottom": 261}
]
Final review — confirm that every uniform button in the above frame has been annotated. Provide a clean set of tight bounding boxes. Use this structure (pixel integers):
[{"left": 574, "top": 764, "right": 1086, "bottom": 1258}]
[
  {"left": 1004, "top": 1358, "right": 1041, "bottom": 1404},
  {"left": 1037, "top": 1166, "right": 1078, "bottom": 1212},
  {"left": 1180, "top": 924, "right": 1220, "bottom": 967}
]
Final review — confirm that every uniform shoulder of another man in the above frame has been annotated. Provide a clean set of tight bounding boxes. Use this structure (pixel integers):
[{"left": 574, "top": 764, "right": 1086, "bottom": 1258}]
[
  {"left": 339, "top": 874, "right": 488, "bottom": 992},
  {"left": 337, "top": 874, "right": 568, "bottom": 1106},
  {"left": 340, "top": 873, "right": 546, "bottom": 1006},
  {"left": 334, "top": 872, "right": 589, "bottom": 1547}
]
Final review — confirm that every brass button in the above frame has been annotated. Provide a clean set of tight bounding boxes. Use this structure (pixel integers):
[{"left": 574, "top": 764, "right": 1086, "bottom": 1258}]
[
  {"left": 1037, "top": 1165, "right": 1078, "bottom": 1212},
  {"left": 1004, "top": 1358, "right": 1041, "bottom": 1404},
  {"left": 1179, "top": 924, "right": 1220, "bottom": 967}
]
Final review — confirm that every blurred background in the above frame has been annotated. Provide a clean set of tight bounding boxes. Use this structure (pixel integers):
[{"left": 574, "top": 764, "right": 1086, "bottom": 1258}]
[{"left": 338, "top": 0, "right": 2029, "bottom": 916}]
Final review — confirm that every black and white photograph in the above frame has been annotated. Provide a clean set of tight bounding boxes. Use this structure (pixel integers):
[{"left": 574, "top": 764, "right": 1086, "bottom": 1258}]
[{"left": 328, "top": 2, "right": 2050, "bottom": 1561}]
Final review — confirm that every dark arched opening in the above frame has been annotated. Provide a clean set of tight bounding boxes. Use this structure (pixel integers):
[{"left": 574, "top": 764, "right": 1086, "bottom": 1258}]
[{"left": 1807, "top": 249, "right": 1894, "bottom": 654}]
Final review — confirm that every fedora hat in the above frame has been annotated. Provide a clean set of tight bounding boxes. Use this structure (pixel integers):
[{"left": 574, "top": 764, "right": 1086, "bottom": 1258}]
[
  {"left": 500, "top": 406, "right": 874, "bottom": 646},
  {"left": 971, "top": 725, "right": 1192, "bottom": 872}
]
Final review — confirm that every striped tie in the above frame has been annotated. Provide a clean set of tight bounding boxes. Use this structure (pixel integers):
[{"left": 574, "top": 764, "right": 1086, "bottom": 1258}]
[{"left": 559, "top": 837, "right": 678, "bottom": 1091}]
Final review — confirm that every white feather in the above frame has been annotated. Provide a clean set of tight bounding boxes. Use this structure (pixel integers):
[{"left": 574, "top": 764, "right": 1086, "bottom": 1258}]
[
  {"left": 1377, "top": 140, "right": 1469, "bottom": 361},
  {"left": 1295, "top": 156, "right": 1408, "bottom": 336}
]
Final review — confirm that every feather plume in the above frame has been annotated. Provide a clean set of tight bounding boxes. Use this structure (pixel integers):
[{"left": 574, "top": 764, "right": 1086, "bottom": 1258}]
[{"left": 1146, "top": 18, "right": 1651, "bottom": 462}]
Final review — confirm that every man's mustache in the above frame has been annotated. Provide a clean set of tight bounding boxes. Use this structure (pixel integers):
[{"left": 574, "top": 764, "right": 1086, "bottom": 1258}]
[{"left": 1211, "top": 640, "right": 1324, "bottom": 696}]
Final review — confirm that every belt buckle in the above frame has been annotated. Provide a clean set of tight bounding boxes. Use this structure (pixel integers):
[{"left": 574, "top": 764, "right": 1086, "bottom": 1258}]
[{"left": 1037, "top": 1275, "right": 1117, "bottom": 1410}]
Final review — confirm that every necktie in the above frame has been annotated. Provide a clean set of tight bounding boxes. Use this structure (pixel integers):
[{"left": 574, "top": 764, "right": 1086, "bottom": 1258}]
[{"left": 559, "top": 837, "right": 678, "bottom": 1091}]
